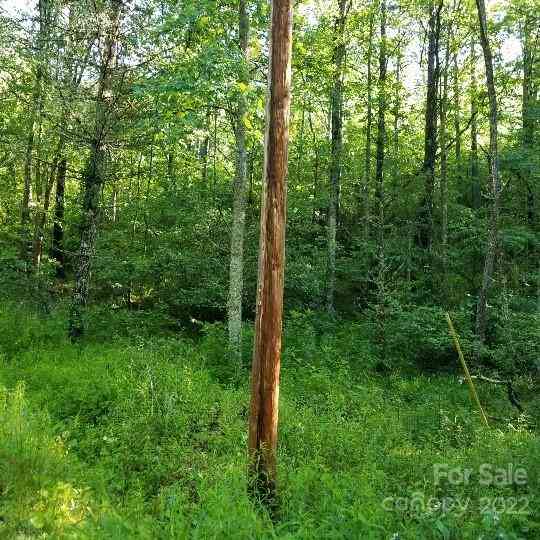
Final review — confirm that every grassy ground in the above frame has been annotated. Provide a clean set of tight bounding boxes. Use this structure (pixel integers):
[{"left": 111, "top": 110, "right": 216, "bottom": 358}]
[{"left": 0, "top": 304, "right": 538, "bottom": 539}]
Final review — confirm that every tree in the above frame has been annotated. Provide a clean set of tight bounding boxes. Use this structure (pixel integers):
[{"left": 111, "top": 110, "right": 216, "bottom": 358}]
[
  {"left": 474, "top": 0, "right": 501, "bottom": 349},
  {"left": 440, "top": 21, "right": 451, "bottom": 294},
  {"left": 452, "top": 37, "right": 461, "bottom": 162},
  {"left": 33, "top": 0, "right": 93, "bottom": 272},
  {"left": 362, "top": 3, "right": 376, "bottom": 239},
  {"left": 69, "top": 0, "right": 123, "bottom": 339},
  {"left": 374, "top": 0, "right": 387, "bottom": 356},
  {"left": 51, "top": 158, "right": 67, "bottom": 278},
  {"left": 326, "top": 0, "right": 350, "bottom": 313},
  {"left": 470, "top": 38, "right": 481, "bottom": 209},
  {"left": 248, "top": 0, "right": 293, "bottom": 507},
  {"left": 417, "top": 0, "right": 443, "bottom": 250},
  {"left": 520, "top": 4, "right": 538, "bottom": 226},
  {"left": 20, "top": 0, "right": 52, "bottom": 267},
  {"left": 227, "top": 0, "right": 250, "bottom": 362}
]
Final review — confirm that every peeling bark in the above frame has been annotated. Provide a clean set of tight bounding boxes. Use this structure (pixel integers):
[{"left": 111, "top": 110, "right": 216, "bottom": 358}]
[{"left": 248, "top": 0, "right": 292, "bottom": 507}]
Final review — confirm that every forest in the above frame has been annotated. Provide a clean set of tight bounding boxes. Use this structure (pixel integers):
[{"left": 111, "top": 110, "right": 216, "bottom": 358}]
[{"left": 0, "top": 0, "right": 539, "bottom": 537}]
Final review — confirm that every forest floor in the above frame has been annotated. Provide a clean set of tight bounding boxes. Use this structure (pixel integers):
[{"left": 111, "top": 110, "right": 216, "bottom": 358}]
[{"left": 0, "top": 304, "right": 539, "bottom": 539}]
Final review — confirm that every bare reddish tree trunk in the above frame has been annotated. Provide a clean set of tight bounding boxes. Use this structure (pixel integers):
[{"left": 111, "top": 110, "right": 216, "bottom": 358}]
[{"left": 248, "top": 0, "right": 293, "bottom": 508}]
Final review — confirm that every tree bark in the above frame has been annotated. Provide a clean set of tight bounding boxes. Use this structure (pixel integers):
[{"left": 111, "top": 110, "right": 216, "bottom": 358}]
[
  {"left": 326, "top": 0, "right": 350, "bottom": 313},
  {"left": 20, "top": 0, "right": 49, "bottom": 265},
  {"left": 33, "top": 137, "right": 65, "bottom": 270},
  {"left": 45, "top": 3, "right": 92, "bottom": 274},
  {"left": 21, "top": 127, "right": 36, "bottom": 264},
  {"left": 51, "top": 158, "right": 67, "bottom": 279},
  {"left": 470, "top": 38, "right": 481, "bottom": 210},
  {"left": 417, "top": 0, "right": 443, "bottom": 250},
  {"left": 362, "top": 5, "right": 375, "bottom": 239},
  {"left": 308, "top": 112, "right": 320, "bottom": 224},
  {"left": 521, "top": 13, "right": 538, "bottom": 308},
  {"left": 375, "top": 0, "right": 387, "bottom": 359},
  {"left": 199, "top": 109, "right": 211, "bottom": 182},
  {"left": 521, "top": 14, "right": 537, "bottom": 227},
  {"left": 227, "top": 0, "right": 250, "bottom": 362},
  {"left": 521, "top": 15, "right": 536, "bottom": 150},
  {"left": 392, "top": 50, "right": 401, "bottom": 198},
  {"left": 248, "top": 0, "right": 292, "bottom": 507},
  {"left": 474, "top": 0, "right": 500, "bottom": 349},
  {"left": 440, "top": 28, "right": 450, "bottom": 294},
  {"left": 69, "top": 0, "right": 122, "bottom": 339},
  {"left": 452, "top": 49, "right": 461, "bottom": 162}
]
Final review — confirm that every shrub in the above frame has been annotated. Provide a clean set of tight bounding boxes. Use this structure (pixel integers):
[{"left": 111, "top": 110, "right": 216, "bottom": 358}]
[{"left": 382, "top": 304, "right": 475, "bottom": 371}]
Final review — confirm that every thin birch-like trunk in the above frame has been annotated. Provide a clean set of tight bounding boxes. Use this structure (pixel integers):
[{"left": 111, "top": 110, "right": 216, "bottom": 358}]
[
  {"left": 227, "top": 0, "right": 250, "bottom": 361},
  {"left": 474, "top": 0, "right": 501, "bottom": 349},
  {"left": 326, "top": 0, "right": 350, "bottom": 313}
]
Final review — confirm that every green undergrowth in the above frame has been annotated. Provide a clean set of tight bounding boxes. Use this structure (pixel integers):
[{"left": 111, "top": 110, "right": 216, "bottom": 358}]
[{"left": 0, "top": 304, "right": 538, "bottom": 539}]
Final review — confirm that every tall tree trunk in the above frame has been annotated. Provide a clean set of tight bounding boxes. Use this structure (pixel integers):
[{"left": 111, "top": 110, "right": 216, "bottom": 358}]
[
  {"left": 295, "top": 101, "right": 306, "bottom": 186},
  {"left": 521, "top": 14, "right": 538, "bottom": 311},
  {"left": 32, "top": 159, "right": 56, "bottom": 270},
  {"left": 46, "top": 3, "right": 92, "bottom": 274},
  {"left": 522, "top": 15, "right": 535, "bottom": 150},
  {"left": 248, "top": 0, "right": 292, "bottom": 508},
  {"left": 474, "top": 0, "right": 500, "bottom": 349},
  {"left": 111, "top": 184, "right": 118, "bottom": 223},
  {"left": 440, "top": 28, "right": 450, "bottom": 294},
  {"left": 392, "top": 51, "right": 401, "bottom": 196},
  {"left": 452, "top": 48, "right": 461, "bottom": 162},
  {"left": 362, "top": 5, "right": 375, "bottom": 240},
  {"left": 375, "top": 0, "right": 387, "bottom": 360},
  {"left": 326, "top": 0, "right": 349, "bottom": 313},
  {"left": 470, "top": 39, "right": 481, "bottom": 210},
  {"left": 21, "top": 0, "right": 49, "bottom": 264},
  {"left": 21, "top": 128, "right": 35, "bottom": 263},
  {"left": 199, "top": 108, "right": 210, "bottom": 182},
  {"left": 308, "top": 112, "right": 320, "bottom": 224},
  {"left": 227, "top": 0, "right": 250, "bottom": 362},
  {"left": 212, "top": 111, "right": 218, "bottom": 200},
  {"left": 417, "top": 0, "right": 442, "bottom": 250},
  {"left": 167, "top": 148, "right": 175, "bottom": 189},
  {"left": 69, "top": 0, "right": 122, "bottom": 339},
  {"left": 521, "top": 14, "right": 537, "bottom": 227},
  {"left": 33, "top": 137, "right": 65, "bottom": 270},
  {"left": 51, "top": 158, "right": 67, "bottom": 279}
]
